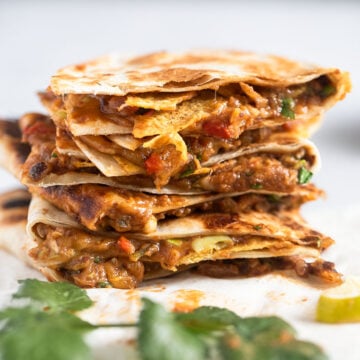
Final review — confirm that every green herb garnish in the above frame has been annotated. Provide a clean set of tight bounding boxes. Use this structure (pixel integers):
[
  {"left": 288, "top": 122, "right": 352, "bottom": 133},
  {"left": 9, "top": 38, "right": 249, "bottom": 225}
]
[
  {"left": 253, "top": 225, "right": 263, "bottom": 231},
  {"left": 180, "top": 168, "right": 194, "bottom": 178},
  {"left": 0, "top": 279, "right": 328, "bottom": 360},
  {"left": 0, "top": 280, "right": 94, "bottom": 360},
  {"left": 51, "top": 152, "right": 58, "bottom": 158},
  {"left": 280, "top": 97, "right": 295, "bottom": 119},
  {"left": 13, "top": 279, "right": 92, "bottom": 312},
  {"left": 298, "top": 167, "right": 313, "bottom": 184},
  {"left": 251, "top": 183, "right": 263, "bottom": 190},
  {"left": 320, "top": 85, "right": 336, "bottom": 98}
]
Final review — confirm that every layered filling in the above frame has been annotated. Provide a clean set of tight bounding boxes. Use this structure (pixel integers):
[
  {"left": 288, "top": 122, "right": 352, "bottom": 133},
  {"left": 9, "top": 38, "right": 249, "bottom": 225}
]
[
  {"left": 30, "top": 221, "right": 334, "bottom": 288},
  {"left": 196, "top": 257, "right": 342, "bottom": 284},
  {"left": 20, "top": 113, "right": 316, "bottom": 193},
  {"left": 38, "top": 75, "right": 335, "bottom": 187},
  {"left": 32, "top": 183, "right": 321, "bottom": 233}
]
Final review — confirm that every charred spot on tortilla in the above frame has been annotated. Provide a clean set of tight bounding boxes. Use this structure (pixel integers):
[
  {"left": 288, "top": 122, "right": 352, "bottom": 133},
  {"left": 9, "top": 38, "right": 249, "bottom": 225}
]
[
  {"left": 203, "top": 213, "right": 244, "bottom": 229},
  {"left": 3, "top": 213, "right": 28, "bottom": 224},
  {"left": 0, "top": 119, "right": 22, "bottom": 138},
  {"left": 2, "top": 197, "right": 31, "bottom": 209},
  {"left": 0, "top": 190, "right": 30, "bottom": 226},
  {"left": 29, "top": 162, "right": 48, "bottom": 181},
  {"left": 14, "top": 142, "right": 31, "bottom": 164}
]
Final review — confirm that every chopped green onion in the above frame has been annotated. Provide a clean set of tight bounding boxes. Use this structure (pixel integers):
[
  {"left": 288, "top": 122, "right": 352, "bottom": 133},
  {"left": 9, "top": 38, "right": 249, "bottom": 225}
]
[
  {"left": 251, "top": 183, "right": 263, "bottom": 190},
  {"left": 298, "top": 167, "right": 313, "bottom": 184},
  {"left": 253, "top": 225, "right": 263, "bottom": 231},
  {"left": 51, "top": 152, "right": 58, "bottom": 158},
  {"left": 280, "top": 97, "right": 295, "bottom": 119}
]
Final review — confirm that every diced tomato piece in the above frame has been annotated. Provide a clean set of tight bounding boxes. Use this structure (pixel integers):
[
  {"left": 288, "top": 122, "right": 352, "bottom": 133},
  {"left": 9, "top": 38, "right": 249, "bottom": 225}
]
[
  {"left": 202, "top": 120, "right": 232, "bottom": 139},
  {"left": 281, "top": 120, "right": 301, "bottom": 132},
  {"left": 144, "top": 153, "right": 164, "bottom": 174},
  {"left": 117, "top": 236, "right": 135, "bottom": 254}
]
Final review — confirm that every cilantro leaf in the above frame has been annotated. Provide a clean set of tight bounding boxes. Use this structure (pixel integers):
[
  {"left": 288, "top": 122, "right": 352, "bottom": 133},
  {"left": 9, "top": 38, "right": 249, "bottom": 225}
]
[
  {"left": 262, "top": 340, "right": 328, "bottom": 360},
  {"left": 0, "top": 306, "right": 94, "bottom": 360},
  {"left": 219, "top": 317, "right": 327, "bottom": 360},
  {"left": 14, "top": 279, "right": 93, "bottom": 312},
  {"left": 140, "top": 301, "right": 328, "bottom": 360},
  {"left": 220, "top": 335, "right": 328, "bottom": 360},
  {"left": 0, "top": 280, "right": 329, "bottom": 360},
  {"left": 235, "top": 316, "right": 296, "bottom": 342},
  {"left": 138, "top": 298, "right": 206, "bottom": 360},
  {"left": 281, "top": 97, "right": 295, "bottom": 119},
  {"left": 176, "top": 306, "right": 241, "bottom": 333},
  {"left": 298, "top": 167, "right": 313, "bottom": 184}
]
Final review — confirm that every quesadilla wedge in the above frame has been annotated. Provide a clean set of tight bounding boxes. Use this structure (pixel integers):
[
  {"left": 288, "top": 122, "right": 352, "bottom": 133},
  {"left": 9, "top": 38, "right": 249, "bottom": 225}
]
[
  {"left": 0, "top": 118, "right": 323, "bottom": 234},
  {"left": 0, "top": 118, "right": 323, "bottom": 236},
  {"left": 0, "top": 51, "right": 347, "bottom": 290},
  {"left": 0, "top": 189, "right": 341, "bottom": 288},
  {"left": 41, "top": 51, "right": 350, "bottom": 187},
  {"left": 26, "top": 194, "right": 341, "bottom": 288},
  {"left": 19, "top": 113, "right": 320, "bottom": 194}
]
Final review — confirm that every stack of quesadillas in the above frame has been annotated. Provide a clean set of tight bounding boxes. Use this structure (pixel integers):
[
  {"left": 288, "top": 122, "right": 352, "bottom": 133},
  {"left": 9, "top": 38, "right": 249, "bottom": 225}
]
[{"left": 0, "top": 51, "right": 350, "bottom": 288}]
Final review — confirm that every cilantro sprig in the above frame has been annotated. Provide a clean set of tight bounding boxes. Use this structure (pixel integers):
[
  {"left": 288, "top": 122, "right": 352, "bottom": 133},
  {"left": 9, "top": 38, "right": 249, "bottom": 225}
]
[
  {"left": 0, "top": 279, "right": 328, "bottom": 360},
  {"left": 0, "top": 280, "right": 94, "bottom": 360},
  {"left": 13, "top": 279, "right": 93, "bottom": 312}
]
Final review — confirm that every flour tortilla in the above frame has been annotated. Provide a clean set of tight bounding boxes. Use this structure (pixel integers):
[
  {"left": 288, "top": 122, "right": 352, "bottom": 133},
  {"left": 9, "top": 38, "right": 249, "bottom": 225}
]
[
  {"left": 0, "top": 189, "right": 333, "bottom": 287},
  {"left": 0, "top": 118, "right": 320, "bottom": 195},
  {"left": 51, "top": 50, "right": 350, "bottom": 97},
  {"left": 50, "top": 51, "right": 350, "bottom": 137},
  {"left": 31, "top": 183, "right": 322, "bottom": 233},
  {"left": 27, "top": 194, "right": 330, "bottom": 269}
]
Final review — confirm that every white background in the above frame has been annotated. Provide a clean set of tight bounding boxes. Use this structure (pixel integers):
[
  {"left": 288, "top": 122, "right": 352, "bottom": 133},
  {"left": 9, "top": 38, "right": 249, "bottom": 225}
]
[{"left": 0, "top": 1, "right": 360, "bottom": 359}]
